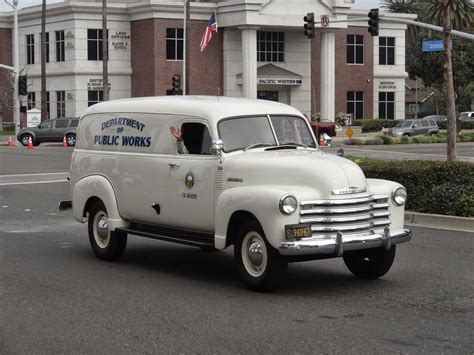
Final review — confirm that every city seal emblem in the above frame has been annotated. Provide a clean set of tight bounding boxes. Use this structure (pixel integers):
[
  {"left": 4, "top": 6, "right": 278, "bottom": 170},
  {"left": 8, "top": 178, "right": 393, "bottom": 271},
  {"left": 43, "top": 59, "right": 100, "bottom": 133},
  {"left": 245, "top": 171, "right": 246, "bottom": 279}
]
[{"left": 185, "top": 172, "right": 195, "bottom": 189}]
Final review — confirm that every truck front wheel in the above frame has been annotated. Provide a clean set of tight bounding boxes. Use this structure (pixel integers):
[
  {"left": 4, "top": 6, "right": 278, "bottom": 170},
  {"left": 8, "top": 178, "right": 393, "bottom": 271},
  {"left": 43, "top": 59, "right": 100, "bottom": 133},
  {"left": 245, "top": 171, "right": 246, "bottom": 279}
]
[
  {"left": 343, "top": 245, "right": 396, "bottom": 279},
  {"left": 88, "top": 200, "right": 127, "bottom": 261},
  {"left": 234, "top": 220, "right": 287, "bottom": 292}
]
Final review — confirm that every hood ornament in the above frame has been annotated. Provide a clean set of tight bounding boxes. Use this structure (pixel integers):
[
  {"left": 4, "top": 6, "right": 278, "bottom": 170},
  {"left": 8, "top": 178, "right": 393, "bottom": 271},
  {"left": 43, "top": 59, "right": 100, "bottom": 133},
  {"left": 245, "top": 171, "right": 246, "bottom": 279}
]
[{"left": 331, "top": 186, "right": 366, "bottom": 195}]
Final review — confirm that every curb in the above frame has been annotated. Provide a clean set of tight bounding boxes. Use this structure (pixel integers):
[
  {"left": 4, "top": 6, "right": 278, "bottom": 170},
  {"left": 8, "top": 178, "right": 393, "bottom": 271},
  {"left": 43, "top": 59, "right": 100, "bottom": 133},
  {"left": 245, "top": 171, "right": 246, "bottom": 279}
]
[{"left": 405, "top": 211, "right": 474, "bottom": 233}]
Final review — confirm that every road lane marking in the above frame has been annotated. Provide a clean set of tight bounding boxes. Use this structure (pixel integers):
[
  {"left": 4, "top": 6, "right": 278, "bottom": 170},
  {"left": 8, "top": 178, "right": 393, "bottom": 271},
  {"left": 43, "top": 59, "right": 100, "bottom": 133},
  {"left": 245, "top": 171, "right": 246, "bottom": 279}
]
[
  {"left": 0, "top": 172, "right": 69, "bottom": 186},
  {"left": 0, "top": 180, "right": 68, "bottom": 186},
  {"left": 0, "top": 172, "right": 69, "bottom": 177}
]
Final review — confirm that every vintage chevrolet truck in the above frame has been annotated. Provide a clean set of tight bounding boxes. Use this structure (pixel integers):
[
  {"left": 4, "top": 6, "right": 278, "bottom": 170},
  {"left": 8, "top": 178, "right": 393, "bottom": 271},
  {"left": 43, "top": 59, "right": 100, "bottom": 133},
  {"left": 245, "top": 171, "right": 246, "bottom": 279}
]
[{"left": 62, "top": 96, "right": 411, "bottom": 291}]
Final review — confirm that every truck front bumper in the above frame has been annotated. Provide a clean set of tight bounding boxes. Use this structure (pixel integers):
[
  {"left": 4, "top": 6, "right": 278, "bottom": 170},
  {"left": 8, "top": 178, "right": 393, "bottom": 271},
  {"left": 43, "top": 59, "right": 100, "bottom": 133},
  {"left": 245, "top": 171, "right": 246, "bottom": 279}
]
[{"left": 279, "top": 227, "right": 411, "bottom": 256}]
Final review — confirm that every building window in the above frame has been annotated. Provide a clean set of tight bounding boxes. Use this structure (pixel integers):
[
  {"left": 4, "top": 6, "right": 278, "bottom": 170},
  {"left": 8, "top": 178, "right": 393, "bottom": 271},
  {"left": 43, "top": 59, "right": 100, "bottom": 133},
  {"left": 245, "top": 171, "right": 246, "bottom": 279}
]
[
  {"left": 88, "top": 29, "right": 106, "bottom": 61},
  {"left": 56, "top": 30, "right": 65, "bottom": 62},
  {"left": 347, "top": 91, "right": 364, "bottom": 119},
  {"left": 257, "top": 31, "right": 284, "bottom": 62},
  {"left": 346, "top": 35, "right": 364, "bottom": 64},
  {"left": 379, "top": 92, "right": 395, "bottom": 119},
  {"left": 166, "top": 28, "right": 184, "bottom": 60},
  {"left": 57, "top": 91, "right": 65, "bottom": 117},
  {"left": 26, "top": 34, "right": 35, "bottom": 64},
  {"left": 379, "top": 37, "right": 395, "bottom": 65},
  {"left": 88, "top": 90, "right": 103, "bottom": 107},
  {"left": 45, "top": 32, "right": 50, "bottom": 63},
  {"left": 27, "top": 92, "right": 36, "bottom": 109}
]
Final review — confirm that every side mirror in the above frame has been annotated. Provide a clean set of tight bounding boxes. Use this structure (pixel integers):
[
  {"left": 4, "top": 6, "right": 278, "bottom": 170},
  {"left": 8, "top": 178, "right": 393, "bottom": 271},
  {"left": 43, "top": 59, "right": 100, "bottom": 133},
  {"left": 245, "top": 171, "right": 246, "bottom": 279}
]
[{"left": 210, "top": 139, "right": 224, "bottom": 156}]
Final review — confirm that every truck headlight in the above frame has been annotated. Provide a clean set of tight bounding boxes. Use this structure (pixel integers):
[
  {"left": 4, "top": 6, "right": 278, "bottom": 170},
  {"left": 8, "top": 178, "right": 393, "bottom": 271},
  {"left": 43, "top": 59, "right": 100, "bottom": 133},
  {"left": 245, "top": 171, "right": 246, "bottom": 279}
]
[
  {"left": 392, "top": 186, "right": 407, "bottom": 206},
  {"left": 279, "top": 195, "right": 298, "bottom": 215}
]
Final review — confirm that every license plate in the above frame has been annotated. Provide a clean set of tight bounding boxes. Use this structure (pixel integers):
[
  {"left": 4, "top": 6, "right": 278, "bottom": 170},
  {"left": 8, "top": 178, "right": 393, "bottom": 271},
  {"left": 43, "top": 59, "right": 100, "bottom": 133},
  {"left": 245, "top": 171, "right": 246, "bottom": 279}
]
[{"left": 285, "top": 224, "right": 312, "bottom": 239}]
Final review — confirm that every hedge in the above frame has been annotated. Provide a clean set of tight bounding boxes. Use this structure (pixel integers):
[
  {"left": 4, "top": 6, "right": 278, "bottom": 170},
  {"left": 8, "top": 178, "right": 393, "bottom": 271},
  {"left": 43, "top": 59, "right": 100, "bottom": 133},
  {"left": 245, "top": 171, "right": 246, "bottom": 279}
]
[
  {"left": 344, "top": 132, "right": 474, "bottom": 145},
  {"left": 351, "top": 158, "right": 474, "bottom": 217},
  {"left": 437, "top": 120, "right": 474, "bottom": 130}
]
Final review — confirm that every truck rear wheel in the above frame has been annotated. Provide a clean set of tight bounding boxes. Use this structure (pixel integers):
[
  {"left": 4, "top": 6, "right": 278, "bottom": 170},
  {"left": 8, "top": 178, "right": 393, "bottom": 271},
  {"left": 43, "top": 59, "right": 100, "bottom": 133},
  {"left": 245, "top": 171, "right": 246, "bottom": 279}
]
[
  {"left": 88, "top": 200, "right": 127, "bottom": 261},
  {"left": 234, "top": 220, "right": 287, "bottom": 292},
  {"left": 343, "top": 245, "right": 396, "bottom": 279}
]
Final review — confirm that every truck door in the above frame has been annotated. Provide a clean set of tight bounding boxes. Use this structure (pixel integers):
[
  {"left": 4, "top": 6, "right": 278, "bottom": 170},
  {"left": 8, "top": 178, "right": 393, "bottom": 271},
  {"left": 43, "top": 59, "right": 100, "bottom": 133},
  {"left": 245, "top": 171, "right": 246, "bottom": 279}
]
[{"left": 163, "top": 121, "right": 217, "bottom": 232}]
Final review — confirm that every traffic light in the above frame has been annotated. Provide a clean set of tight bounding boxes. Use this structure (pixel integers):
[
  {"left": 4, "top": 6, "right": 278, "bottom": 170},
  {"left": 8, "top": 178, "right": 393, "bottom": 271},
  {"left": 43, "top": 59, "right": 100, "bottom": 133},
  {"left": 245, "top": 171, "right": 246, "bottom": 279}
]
[
  {"left": 171, "top": 74, "right": 181, "bottom": 94},
  {"left": 303, "top": 12, "right": 315, "bottom": 39},
  {"left": 368, "top": 8, "right": 379, "bottom": 37},
  {"left": 18, "top": 75, "right": 27, "bottom": 96}
]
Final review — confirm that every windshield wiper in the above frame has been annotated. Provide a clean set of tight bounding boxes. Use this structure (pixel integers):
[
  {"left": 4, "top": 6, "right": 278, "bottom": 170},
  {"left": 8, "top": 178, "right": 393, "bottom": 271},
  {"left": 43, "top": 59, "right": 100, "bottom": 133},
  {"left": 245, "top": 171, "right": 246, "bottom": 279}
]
[
  {"left": 243, "top": 143, "right": 275, "bottom": 151},
  {"left": 278, "top": 141, "right": 308, "bottom": 148}
]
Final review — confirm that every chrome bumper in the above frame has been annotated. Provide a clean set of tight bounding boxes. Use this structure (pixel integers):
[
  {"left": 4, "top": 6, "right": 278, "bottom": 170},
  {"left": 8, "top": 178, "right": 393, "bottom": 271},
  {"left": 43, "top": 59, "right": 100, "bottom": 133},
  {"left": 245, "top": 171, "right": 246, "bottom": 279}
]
[{"left": 279, "top": 227, "right": 411, "bottom": 256}]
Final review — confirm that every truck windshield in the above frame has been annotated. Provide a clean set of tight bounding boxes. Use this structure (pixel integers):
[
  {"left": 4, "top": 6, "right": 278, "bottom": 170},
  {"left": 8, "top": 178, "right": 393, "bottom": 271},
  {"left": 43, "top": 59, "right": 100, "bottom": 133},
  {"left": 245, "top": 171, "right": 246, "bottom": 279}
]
[{"left": 218, "top": 115, "right": 316, "bottom": 152}]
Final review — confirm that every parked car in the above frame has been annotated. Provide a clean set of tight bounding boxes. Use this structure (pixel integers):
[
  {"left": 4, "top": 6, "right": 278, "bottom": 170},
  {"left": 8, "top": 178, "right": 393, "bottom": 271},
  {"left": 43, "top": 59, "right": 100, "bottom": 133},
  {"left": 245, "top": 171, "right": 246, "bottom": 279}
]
[
  {"left": 310, "top": 119, "right": 337, "bottom": 140},
  {"left": 60, "top": 96, "right": 411, "bottom": 292},
  {"left": 17, "top": 117, "right": 79, "bottom": 146},
  {"left": 459, "top": 112, "right": 474, "bottom": 121},
  {"left": 388, "top": 118, "right": 439, "bottom": 137}
]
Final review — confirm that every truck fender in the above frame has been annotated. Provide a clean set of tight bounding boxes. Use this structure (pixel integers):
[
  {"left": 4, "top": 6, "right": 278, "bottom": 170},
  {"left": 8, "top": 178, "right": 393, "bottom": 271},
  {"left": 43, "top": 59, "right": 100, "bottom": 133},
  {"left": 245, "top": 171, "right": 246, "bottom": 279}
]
[
  {"left": 72, "top": 175, "right": 129, "bottom": 231},
  {"left": 214, "top": 186, "right": 301, "bottom": 250}
]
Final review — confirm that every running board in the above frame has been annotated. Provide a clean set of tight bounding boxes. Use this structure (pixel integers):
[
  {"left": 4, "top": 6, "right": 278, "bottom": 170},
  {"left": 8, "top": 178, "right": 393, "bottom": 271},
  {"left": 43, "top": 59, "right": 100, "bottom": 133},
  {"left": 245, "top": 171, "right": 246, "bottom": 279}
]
[{"left": 116, "top": 223, "right": 215, "bottom": 248}]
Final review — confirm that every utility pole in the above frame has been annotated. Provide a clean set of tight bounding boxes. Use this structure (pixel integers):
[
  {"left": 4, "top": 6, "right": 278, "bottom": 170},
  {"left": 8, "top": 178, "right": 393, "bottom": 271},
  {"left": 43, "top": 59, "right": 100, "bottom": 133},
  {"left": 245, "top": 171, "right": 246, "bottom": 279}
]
[
  {"left": 440, "top": 0, "right": 456, "bottom": 161},
  {"left": 4, "top": 0, "right": 20, "bottom": 137},
  {"left": 184, "top": 0, "right": 190, "bottom": 95},
  {"left": 102, "top": 0, "right": 108, "bottom": 101},
  {"left": 41, "top": 0, "right": 47, "bottom": 120}
]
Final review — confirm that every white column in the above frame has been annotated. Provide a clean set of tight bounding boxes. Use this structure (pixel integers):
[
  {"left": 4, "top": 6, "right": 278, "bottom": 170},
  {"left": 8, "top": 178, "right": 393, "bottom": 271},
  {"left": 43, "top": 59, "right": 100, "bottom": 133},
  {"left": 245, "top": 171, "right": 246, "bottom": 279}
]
[
  {"left": 240, "top": 27, "right": 258, "bottom": 99},
  {"left": 320, "top": 30, "right": 336, "bottom": 121}
]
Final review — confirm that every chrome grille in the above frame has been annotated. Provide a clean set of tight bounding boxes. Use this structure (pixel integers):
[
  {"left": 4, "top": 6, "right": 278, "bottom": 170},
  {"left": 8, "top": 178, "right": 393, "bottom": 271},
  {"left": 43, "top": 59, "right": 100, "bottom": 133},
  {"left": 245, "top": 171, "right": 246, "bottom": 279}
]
[{"left": 299, "top": 195, "right": 390, "bottom": 238}]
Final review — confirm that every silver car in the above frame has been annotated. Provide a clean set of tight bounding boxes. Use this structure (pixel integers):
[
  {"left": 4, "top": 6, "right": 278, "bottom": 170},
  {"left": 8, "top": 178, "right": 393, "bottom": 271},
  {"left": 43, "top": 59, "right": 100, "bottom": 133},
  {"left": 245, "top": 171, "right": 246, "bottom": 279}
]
[
  {"left": 388, "top": 118, "right": 439, "bottom": 137},
  {"left": 17, "top": 117, "right": 79, "bottom": 146}
]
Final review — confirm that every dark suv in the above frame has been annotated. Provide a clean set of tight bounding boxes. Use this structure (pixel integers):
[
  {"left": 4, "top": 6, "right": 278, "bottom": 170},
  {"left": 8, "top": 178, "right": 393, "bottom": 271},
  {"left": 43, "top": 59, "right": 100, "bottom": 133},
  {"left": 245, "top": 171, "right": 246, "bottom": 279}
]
[{"left": 17, "top": 117, "right": 79, "bottom": 146}]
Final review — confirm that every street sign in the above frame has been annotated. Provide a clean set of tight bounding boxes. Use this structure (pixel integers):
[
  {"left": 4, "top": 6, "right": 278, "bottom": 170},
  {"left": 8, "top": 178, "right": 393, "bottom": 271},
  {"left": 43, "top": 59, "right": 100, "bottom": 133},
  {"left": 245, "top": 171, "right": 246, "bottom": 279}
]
[
  {"left": 422, "top": 39, "right": 453, "bottom": 52},
  {"left": 321, "top": 15, "right": 329, "bottom": 27},
  {"left": 345, "top": 127, "right": 353, "bottom": 139}
]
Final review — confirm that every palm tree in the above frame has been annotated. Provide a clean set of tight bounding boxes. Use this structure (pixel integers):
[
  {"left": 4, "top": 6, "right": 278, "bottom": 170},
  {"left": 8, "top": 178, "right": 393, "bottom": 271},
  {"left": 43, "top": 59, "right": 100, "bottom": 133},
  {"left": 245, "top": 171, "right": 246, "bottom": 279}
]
[
  {"left": 426, "top": 0, "right": 473, "bottom": 31},
  {"left": 381, "top": 0, "right": 427, "bottom": 46}
]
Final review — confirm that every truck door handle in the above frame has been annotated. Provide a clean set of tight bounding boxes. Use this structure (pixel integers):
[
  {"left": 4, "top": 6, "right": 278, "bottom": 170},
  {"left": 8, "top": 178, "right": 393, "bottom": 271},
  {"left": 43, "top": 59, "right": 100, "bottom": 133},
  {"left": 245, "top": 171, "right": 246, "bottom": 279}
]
[{"left": 169, "top": 163, "right": 180, "bottom": 168}]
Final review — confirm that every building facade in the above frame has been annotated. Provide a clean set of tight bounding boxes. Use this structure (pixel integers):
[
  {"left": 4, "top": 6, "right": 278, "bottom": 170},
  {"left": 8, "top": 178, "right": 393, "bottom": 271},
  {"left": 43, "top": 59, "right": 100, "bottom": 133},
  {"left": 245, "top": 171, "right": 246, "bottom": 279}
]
[{"left": 0, "top": 0, "right": 415, "bottom": 125}]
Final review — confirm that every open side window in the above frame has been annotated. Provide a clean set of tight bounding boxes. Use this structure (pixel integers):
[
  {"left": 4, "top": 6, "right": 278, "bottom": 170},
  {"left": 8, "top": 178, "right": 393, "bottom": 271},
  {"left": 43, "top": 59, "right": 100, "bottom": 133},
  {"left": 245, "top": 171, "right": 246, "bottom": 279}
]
[{"left": 181, "top": 122, "right": 212, "bottom": 155}]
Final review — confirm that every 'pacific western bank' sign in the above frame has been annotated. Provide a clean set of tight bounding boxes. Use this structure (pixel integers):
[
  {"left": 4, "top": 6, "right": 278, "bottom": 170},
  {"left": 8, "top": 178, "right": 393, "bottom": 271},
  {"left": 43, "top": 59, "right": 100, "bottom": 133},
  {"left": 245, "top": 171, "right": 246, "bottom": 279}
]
[{"left": 257, "top": 78, "right": 302, "bottom": 85}]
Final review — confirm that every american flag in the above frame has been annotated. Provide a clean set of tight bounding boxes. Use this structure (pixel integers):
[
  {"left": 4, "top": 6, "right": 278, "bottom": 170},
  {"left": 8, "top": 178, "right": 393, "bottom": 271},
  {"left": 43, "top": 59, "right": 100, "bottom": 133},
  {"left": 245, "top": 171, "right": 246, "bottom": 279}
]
[{"left": 199, "top": 12, "right": 218, "bottom": 52}]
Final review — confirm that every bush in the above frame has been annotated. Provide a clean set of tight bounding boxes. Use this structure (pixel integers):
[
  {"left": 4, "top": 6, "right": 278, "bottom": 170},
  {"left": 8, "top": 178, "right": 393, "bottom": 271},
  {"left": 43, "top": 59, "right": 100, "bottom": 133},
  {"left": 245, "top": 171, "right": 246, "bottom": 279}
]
[
  {"left": 353, "top": 119, "right": 399, "bottom": 133},
  {"left": 364, "top": 137, "right": 384, "bottom": 145},
  {"left": 437, "top": 120, "right": 474, "bottom": 130},
  {"left": 1, "top": 123, "right": 15, "bottom": 132},
  {"left": 400, "top": 135, "right": 410, "bottom": 144},
  {"left": 343, "top": 138, "right": 364, "bottom": 145},
  {"left": 353, "top": 159, "right": 474, "bottom": 217}
]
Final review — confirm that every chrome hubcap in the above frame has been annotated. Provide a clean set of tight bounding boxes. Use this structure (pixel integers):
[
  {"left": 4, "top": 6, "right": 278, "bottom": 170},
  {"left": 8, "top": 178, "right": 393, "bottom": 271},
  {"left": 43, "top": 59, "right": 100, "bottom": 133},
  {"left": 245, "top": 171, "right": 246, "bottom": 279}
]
[
  {"left": 248, "top": 241, "right": 263, "bottom": 266},
  {"left": 93, "top": 211, "right": 110, "bottom": 248},
  {"left": 241, "top": 232, "right": 267, "bottom": 278},
  {"left": 67, "top": 136, "right": 75, "bottom": 145}
]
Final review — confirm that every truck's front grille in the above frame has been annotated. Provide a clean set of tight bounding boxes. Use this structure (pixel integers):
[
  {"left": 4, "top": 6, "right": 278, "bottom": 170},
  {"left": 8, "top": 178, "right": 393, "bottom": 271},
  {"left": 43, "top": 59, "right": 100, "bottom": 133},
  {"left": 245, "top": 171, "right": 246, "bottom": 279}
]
[{"left": 299, "top": 195, "right": 390, "bottom": 238}]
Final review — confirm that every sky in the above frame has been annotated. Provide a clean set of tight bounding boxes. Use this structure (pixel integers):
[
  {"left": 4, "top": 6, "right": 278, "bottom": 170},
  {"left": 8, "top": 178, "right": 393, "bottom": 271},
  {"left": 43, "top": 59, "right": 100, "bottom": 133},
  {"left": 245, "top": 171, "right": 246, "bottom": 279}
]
[{"left": 1, "top": 0, "right": 382, "bottom": 12}]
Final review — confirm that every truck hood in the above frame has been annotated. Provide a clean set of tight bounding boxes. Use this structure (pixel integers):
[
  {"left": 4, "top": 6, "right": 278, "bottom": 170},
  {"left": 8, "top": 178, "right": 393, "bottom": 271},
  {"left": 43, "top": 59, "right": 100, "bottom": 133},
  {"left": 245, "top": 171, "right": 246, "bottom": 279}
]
[{"left": 223, "top": 148, "right": 368, "bottom": 199}]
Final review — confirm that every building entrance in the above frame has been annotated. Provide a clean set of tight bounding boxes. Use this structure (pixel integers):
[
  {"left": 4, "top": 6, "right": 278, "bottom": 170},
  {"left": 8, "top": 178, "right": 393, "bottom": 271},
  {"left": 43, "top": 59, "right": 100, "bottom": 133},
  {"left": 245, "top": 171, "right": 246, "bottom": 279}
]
[{"left": 257, "top": 91, "right": 279, "bottom": 102}]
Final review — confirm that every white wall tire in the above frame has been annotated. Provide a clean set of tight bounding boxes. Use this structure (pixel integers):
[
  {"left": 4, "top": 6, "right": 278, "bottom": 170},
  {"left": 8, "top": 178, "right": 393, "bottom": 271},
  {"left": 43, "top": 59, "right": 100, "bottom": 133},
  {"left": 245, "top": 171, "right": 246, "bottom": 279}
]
[
  {"left": 235, "top": 219, "right": 287, "bottom": 292},
  {"left": 88, "top": 200, "right": 127, "bottom": 261}
]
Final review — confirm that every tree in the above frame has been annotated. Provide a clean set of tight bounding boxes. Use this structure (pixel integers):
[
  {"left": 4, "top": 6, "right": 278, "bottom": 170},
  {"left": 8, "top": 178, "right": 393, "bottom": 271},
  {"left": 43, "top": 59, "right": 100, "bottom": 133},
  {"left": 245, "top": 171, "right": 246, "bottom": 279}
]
[
  {"left": 41, "top": 0, "right": 47, "bottom": 120},
  {"left": 381, "top": 0, "right": 425, "bottom": 46},
  {"left": 102, "top": 0, "right": 108, "bottom": 101},
  {"left": 426, "top": 0, "right": 473, "bottom": 31}
]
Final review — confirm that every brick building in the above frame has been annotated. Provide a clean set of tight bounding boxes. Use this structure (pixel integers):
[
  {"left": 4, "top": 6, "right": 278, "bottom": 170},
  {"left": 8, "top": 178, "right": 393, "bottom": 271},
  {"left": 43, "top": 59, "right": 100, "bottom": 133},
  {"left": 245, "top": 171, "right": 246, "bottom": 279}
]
[{"left": 0, "top": 0, "right": 415, "bottom": 125}]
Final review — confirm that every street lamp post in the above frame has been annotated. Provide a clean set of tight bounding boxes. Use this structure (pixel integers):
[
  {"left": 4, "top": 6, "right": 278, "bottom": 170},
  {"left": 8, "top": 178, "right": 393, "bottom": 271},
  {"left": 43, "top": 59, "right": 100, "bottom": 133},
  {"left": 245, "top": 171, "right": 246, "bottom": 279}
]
[{"left": 4, "top": 0, "right": 20, "bottom": 137}]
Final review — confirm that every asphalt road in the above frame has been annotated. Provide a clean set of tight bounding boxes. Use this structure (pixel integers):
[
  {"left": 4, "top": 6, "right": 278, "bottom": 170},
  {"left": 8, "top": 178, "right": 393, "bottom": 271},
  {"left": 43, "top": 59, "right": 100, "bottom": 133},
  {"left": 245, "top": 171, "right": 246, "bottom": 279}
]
[{"left": 1, "top": 163, "right": 473, "bottom": 353}]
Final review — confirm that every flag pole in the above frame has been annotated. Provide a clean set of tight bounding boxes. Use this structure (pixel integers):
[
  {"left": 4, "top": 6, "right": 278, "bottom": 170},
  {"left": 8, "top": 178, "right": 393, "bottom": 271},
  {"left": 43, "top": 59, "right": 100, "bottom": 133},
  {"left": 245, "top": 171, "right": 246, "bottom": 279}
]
[{"left": 182, "top": 0, "right": 187, "bottom": 95}]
